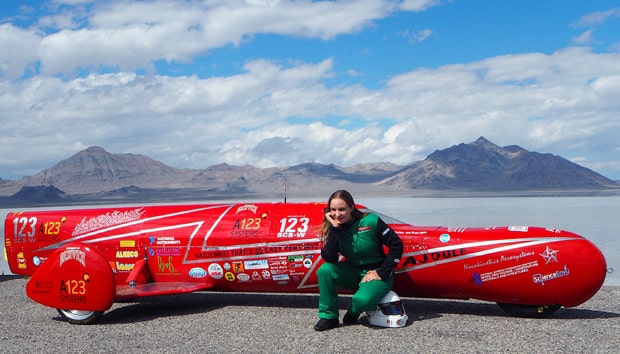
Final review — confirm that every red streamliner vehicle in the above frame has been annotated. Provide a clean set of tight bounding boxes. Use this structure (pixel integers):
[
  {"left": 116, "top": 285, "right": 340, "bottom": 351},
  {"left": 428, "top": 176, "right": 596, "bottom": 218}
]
[{"left": 4, "top": 201, "right": 607, "bottom": 324}]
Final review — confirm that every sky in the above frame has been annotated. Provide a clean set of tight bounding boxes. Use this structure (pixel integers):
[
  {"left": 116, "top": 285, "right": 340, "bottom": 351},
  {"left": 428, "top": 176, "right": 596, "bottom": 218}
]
[{"left": 1, "top": 0, "right": 620, "bottom": 181}]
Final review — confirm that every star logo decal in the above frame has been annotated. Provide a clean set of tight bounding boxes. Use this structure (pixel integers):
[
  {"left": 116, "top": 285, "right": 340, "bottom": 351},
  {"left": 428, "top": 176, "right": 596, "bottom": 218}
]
[{"left": 540, "top": 246, "right": 559, "bottom": 264}]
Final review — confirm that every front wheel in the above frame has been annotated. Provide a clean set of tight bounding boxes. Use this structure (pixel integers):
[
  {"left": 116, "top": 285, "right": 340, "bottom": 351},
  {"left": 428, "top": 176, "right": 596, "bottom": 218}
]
[
  {"left": 496, "top": 303, "right": 561, "bottom": 318},
  {"left": 57, "top": 309, "right": 103, "bottom": 324}
]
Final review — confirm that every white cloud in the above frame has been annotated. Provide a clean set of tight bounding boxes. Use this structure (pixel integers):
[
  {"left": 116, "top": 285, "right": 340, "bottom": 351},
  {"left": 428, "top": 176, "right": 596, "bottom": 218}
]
[
  {"left": 3, "top": 0, "right": 405, "bottom": 77},
  {"left": 0, "top": 24, "right": 41, "bottom": 79},
  {"left": 1, "top": 1, "right": 620, "bottom": 181},
  {"left": 399, "top": 0, "right": 442, "bottom": 12},
  {"left": 572, "top": 29, "right": 596, "bottom": 45},
  {"left": 574, "top": 8, "right": 620, "bottom": 27},
  {"left": 3, "top": 45, "right": 620, "bottom": 178},
  {"left": 402, "top": 28, "right": 433, "bottom": 43}
]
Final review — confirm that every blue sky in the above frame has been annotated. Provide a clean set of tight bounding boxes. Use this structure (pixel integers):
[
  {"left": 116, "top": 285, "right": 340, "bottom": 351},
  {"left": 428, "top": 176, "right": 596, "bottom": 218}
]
[{"left": 1, "top": 0, "right": 619, "bottom": 181}]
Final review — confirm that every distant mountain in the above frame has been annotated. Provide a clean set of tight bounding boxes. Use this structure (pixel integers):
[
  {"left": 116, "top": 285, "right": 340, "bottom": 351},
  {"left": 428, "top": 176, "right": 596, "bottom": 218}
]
[
  {"left": 0, "top": 138, "right": 617, "bottom": 205},
  {"left": 8, "top": 185, "right": 74, "bottom": 204},
  {"left": 384, "top": 137, "right": 617, "bottom": 190},
  {"left": 0, "top": 146, "right": 196, "bottom": 195}
]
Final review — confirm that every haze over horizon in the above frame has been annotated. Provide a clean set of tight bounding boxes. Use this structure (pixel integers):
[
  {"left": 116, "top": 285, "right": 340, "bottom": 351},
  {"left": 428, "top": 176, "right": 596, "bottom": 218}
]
[{"left": 1, "top": 1, "right": 619, "bottom": 180}]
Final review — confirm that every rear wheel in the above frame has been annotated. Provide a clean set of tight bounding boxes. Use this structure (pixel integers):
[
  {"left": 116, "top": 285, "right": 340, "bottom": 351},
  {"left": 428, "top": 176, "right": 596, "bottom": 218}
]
[
  {"left": 496, "top": 303, "right": 561, "bottom": 318},
  {"left": 57, "top": 309, "right": 103, "bottom": 324}
]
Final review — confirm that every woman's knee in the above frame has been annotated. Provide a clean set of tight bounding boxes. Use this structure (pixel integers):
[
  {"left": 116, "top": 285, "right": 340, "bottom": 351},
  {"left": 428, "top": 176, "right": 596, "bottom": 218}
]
[
  {"left": 351, "top": 290, "right": 376, "bottom": 309},
  {"left": 316, "top": 262, "right": 337, "bottom": 278}
]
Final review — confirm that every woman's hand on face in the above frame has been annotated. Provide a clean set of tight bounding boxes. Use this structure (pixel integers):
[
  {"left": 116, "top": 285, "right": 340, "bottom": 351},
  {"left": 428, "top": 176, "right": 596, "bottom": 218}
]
[
  {"left": 325, "top": 212, "right": 339, "bottom": 227},
  {"left": 361, "top": 270, "right": 381, "bottom": 282}
]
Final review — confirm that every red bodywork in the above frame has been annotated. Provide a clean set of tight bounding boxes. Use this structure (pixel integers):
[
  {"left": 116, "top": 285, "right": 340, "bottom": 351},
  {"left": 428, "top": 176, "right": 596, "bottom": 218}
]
[{"left": 4, "top": 202, "right": 607, "bottom": 318}]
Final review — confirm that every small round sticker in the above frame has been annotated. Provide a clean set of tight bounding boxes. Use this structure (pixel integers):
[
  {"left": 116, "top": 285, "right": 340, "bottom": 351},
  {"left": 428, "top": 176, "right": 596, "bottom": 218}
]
[
  {"left": 439, "top": 233, "right": 451, "bottom": 243},
  {"left": 208, "top": 263, "right": 224, "bottom": 279}
]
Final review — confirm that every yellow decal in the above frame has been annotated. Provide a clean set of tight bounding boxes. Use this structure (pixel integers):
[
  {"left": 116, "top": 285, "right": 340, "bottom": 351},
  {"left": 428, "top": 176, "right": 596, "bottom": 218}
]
[
  {"left": 116, "top": 250, "right": 139, "bottom": 258},
  {"left": 119, "top": 240, "right": 135, "bottom": 248}
]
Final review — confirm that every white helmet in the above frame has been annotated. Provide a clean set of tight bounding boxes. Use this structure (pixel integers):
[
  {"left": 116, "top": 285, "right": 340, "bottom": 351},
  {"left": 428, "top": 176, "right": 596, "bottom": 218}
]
[{"left": 366, "top": 290, "right": 408, "bottom": 328}]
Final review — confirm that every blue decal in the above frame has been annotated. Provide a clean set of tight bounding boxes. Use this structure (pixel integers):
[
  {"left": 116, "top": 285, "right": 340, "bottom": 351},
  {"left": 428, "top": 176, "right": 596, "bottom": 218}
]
[
  {"left": 189, "top": 267, "right": 207, "bottom": 279},
  {"left": 439, "top": 234, "right": 451, "bottom": 243}
]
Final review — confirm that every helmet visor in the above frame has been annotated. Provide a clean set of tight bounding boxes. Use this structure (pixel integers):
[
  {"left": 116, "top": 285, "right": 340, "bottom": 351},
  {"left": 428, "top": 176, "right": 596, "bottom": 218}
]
[{"left": 378, "top": 300, "right": 405, "bottom": 315}]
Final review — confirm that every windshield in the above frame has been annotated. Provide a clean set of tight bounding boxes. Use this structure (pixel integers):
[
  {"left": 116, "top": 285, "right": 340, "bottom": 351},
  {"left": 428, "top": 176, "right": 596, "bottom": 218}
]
[{"left": 360, "top": 208, "right": 407, "bottom": 225}]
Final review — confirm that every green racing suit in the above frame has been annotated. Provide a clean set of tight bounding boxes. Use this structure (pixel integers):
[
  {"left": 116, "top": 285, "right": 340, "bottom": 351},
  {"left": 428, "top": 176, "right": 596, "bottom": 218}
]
[{"left": 317, "top": 213, "right": 404, "bottom": 320}]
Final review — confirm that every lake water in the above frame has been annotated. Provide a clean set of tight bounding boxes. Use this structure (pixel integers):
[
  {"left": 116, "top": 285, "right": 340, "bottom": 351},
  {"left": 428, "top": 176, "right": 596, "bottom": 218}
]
[{"left": 2, "top": 196, "right": 618, "bottom": 285}]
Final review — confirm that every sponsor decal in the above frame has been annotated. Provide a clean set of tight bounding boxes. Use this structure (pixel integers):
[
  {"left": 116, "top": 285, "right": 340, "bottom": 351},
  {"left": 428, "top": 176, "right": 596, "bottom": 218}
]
[
  {"left": 33, "top": 256, "right": 41, "bottom": 266},
  {"left": 60, "top": 248, "right": 86, "bottom": 267},
  {"left": 59, "top": 295, "right": 87, "bottom": 304},
  {"left": 232, "top": 261, "right": 244, "bottom": 273},
  {"left": 270, "top": 268, "right": 288, "bottom": 275},
  {"left": 472, "top": 260, "right": 539, "bottom": 285},
  {"left": 157, "top": 256, "right": 176, "bottom": 273},
  {"left": 464, "top": 258, "right": 499, "bottom": 270},
  {"left": 208, "top": 263, "right": 224, "bottom": 279},
  {"left": 72, "top": 208, "right": 145, "bottom": 236},
  {"left": 34, "top": 280, "right": 53, "bottom": 289},
  {"left": 439, "top": 234, "right": 451, "bottom": 243},
  {"left": 120, "top": 240, "right": 136, "bottom": 248},
  {"left": 244, "top": 259, "right": 269, "bottom": 270},
  {"left": 237, "top": 273, "right": 251, "bottom": 282},
  {"left": 230, "top": 229, "right": 260, "bottom": 237},
  {"left": 236, "top": 204, "right": 258, "bottom": 214},
  {"left": 189, "top": 267, "right": 207, "bottom": 279},
  {"left": 36, "top": 217, "right": 65, "bottom": 239},
  {"left": 303, "top": 259, "right": 313, "bottom": 268},
  {"left": 59, "top": 274, "right": 89, "bottom": 304},
  {"left": 116, "top": 262, "right": 135, "bottom": 272},
  {"left": 403, "top": 248, "right": 466, "bottom": 267},
  {"left": 272, "top": 274, "right": 290, "bottom": 281},
  {"left": 150, "top": 236, "right": 181, "bottom": 246},
  {"left": 539, "top": 246, "right": 559, "bottom": 264},
  {"left": 269, "top": 257, "right": 287, "bottom": 266},
  {"left": 277, "top": 217, "right": 310, "bottom": 238},
  {"left": 533, "top": 265, "right": 570, "bottom": 285},
  {"left": 232, "top": 216, "right": 262, "bottom": 237},
  {"left": 149, "top": 248, "right": 181, "bottom": 257},
  {"left": 36, "top": 234, "right": 59, "bottom": 243},
  {"left": 225, "top": 272, "right": 236, "bottom": 281},
  {"left": 500, "top": 251, "right": 535, "bottom": 262},
  {"left": 508, "top": 226, "right": 528, "bottom": 232},
  {"left": 116, "top": 250, "right": 139, "bottom": 259},
  {"left": 17, "top": 252, "right": 27, "bottom": 269},
  {"left": 192, "top": 244, "right": 322, "bottom": 261},
  {"left": 463, "top": 251, "right": 535, "bottom": 270}
]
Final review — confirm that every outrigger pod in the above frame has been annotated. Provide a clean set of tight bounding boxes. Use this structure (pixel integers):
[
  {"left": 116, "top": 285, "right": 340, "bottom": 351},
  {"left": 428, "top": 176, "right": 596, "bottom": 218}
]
[{"left": 26, "top": 243, "right": 115, "bottom": 323}]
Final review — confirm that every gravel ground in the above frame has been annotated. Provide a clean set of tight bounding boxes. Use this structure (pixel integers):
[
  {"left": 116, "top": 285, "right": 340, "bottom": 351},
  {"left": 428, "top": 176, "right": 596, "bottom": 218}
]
[{"left": 1, "top": 276, "right": 618, "bottom": 353}]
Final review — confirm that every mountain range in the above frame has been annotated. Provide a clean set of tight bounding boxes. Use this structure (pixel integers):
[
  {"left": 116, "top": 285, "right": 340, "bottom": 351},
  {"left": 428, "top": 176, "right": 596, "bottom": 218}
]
[{"left": 0, "top": 137, "right": 618, "bottom": 206}]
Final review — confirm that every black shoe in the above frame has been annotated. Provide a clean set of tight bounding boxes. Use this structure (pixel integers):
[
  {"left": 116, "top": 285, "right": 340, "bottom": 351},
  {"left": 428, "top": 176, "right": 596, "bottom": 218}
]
[
  {"left": 314, "top": 318, "right": 339, "bottom": 331},
  {"left": 342, "top": 312, "right": 359, "bottom": 325}
]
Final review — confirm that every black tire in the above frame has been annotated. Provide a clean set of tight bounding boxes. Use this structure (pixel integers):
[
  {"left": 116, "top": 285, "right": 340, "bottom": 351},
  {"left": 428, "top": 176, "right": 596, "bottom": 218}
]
[
  {"left": 496, "top": 303, "right": 561, "bottom": 318},
  {"left": 57, "top": 309, "right": 104, "bottom": 324}
]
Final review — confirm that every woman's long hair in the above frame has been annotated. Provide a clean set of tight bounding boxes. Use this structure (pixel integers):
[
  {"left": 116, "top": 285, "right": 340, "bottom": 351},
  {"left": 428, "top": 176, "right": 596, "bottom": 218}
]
[{"left": 320, "top": 190, "right": 365, "bottom": 239}]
